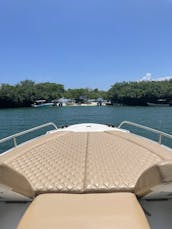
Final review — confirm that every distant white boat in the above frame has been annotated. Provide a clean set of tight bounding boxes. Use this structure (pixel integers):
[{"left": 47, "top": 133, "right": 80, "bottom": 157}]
[
  {"left": 147, "top": 99, "right": 171, "bottom": 107},
  {"left": 31, "top": 100, "right": 53, "bottom": 107},
  {"left": 147, "top": 102, "right": 170, "bottom": 107}
]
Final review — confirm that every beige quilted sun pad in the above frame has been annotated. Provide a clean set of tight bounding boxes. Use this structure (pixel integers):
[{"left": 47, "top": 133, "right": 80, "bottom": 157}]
[{"left": 1, "top": 130, "right": 171, "bottom": 197}]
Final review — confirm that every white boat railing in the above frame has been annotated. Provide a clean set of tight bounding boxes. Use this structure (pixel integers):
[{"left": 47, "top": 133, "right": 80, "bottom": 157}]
[
  {"left": 118, "top": 121, "right": 172, "bottom": 144},
  {"left": 0, "top": 122, "right": 58, "bottom": 148}
]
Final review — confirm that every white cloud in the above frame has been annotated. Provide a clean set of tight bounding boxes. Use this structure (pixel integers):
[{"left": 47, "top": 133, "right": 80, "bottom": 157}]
[
  {"left": 139, "top": 73, "right": 172, "bottom": 82},
  {"left": 156, "top": 76, "right": 172, "bottom": 81},
  {"left": 139, "top": 73, "right": 152, "bottom": 81}
]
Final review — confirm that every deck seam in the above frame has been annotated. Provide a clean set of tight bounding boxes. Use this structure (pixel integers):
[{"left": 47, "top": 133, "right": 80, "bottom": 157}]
[{"left": 83, "top": 132, "right": 89, "bottom": 191}]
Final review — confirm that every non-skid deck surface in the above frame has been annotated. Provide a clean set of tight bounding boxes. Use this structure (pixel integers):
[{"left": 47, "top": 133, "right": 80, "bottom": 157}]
[{"left": 0, "top": 131, "right": 172, "bottom": 197}]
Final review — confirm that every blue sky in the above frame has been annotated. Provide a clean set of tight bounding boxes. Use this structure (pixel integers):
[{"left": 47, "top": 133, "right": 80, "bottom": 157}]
[{"left": 0, "top": 0, "right": 172, "bottom": 90}]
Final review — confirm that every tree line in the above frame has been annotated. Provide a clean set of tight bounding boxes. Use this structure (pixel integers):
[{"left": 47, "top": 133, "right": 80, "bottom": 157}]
[
  {"left": 108, "top": 80, "right": 172, "bottom": 105},
  {"left": 0, "top": 79, "right": 172, "bottom": 107},
  {"left": 0, "top": 80, "right": 106, "bottom": 108}
]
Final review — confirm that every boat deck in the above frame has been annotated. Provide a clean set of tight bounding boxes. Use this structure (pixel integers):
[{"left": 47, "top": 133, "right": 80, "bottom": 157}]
[
  {"left": 1, "top": 130, "right": 172, "bottom": 198},
  {"left": 1, "top": 123, "right": 172, "bottom": 229}
]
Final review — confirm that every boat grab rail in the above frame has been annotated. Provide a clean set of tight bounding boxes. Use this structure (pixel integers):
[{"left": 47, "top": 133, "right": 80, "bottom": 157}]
[
  {"left": 0, "top": 122, "right": 58, "bottom": 147},
  {"left": 118, "top": 121, "right": 172, "bottom": 144}
]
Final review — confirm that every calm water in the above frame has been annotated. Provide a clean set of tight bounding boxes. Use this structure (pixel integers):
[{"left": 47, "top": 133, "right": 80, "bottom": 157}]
[{"left": 0, "top": 106, "right": 172, "bottom": 153}]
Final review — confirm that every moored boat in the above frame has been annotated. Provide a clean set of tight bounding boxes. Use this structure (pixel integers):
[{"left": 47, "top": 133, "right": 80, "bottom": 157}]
[
  {"left": 147, "top": 99, "right": 171, "bottom": 107},
  {"left": 31, "top": 100, "right": 53, "bottom": 107}
]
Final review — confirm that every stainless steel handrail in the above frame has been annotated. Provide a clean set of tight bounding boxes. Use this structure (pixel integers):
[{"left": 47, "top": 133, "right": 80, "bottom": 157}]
[
  {"left": 118, "top": 121, "right": 172, "bottom": 144},
  {"left": 0, "top": 122, "right": 58, "bottom": 147}
]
